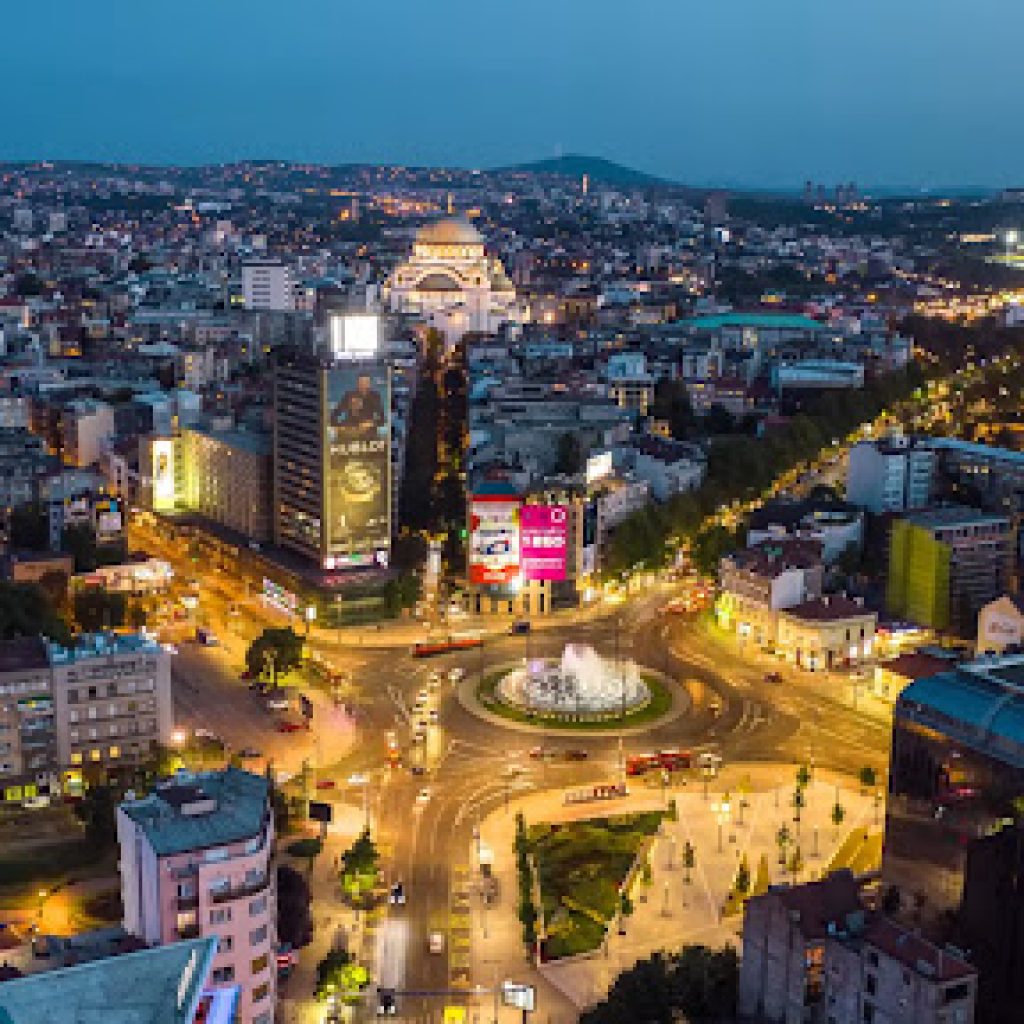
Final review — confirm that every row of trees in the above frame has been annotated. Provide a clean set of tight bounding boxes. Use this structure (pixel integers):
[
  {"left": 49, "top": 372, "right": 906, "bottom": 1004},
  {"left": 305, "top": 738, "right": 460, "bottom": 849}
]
[
  {"left": 514, "top": 812, "right": 539, "bottom": 952},
  {"left": 604, "top": 364, "right": 927, "bottom": 577}
]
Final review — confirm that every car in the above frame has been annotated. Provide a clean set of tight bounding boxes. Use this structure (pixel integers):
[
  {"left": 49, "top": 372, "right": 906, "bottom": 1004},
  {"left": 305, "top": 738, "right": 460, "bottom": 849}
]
[
  {"left": 428, "top": 931, "right": 445, "bottom": 954},
  {"left": 347, "top": 772, "right": 369, "bottom": 786},
  {"left": 22, "top": 795, "right": 50, "bottom": 810},
  {"left": 510, "top": 620, "right": 531, "bottom": 635},
  {"left": 194, "top": 728, "right": 219, "bottom": 742},
  {"left": 417, "top": 689, "right": 428, "bottom": 702},
  {"left": 448, "top": 667, "right": 465, "bottom": 683},
  {"left": 428, "top": 709, "right": 439, "bottom": 723},
  {"left": 389, "top": 881, "right": 406, "bottom": 905},
  {"left": 316, "top": 779, "right": 336, "bottom": 790},
  {"left": 266, "top": 693, "right": 291, "bottom": 711},
  {"left": 564, "top": 748, "right": 589, "bottom": 761},
  {"left": 764, "top": 671, "right": 783, "bottom": 684},
  {"left": 415, "top": 787, "right": 431, "bottom": 806},
  {"left": 240, "top": 669, "right": 254, "bottom": 680},
  {"left": 248, "top": 680, "right": 268, "bottom": 694},
  {"left": 238, "top": 747, "right": 262, "bottom": 759},
  {"left": 411, "top": 763, "right": 426, "bottom": 776},
  {"left": 377, "top": 990, "right": 398, "bottom": 1016},
  {"left": 528, "top": 746, "right": 545, "bottom": 759},
  {"left": 278, "top": 721, "right": 303, "bottom": 733},
  {"left": 414, "top": 729, "right": 426, "bottom": 744}
]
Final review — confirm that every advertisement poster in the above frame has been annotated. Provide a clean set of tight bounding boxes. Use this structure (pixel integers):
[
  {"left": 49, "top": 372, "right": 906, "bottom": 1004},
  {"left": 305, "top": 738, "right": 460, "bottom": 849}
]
[
  {"left": 469, "top": 496, "right": 521, "bottom": 585},
  {"left": 521, "top": 505, "right": 568, "bottom": 581},
  {"left": 325, "top": 364, "right": 391, "bottom": 560}
]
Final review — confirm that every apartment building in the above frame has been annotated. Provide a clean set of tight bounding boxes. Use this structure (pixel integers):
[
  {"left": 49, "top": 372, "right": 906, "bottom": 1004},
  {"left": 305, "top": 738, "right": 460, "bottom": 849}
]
[
  {"left": 117, "top": 768, "right": 276, "bottom": 1024},
  {"left": 887, "top": 506, "right": 1012, "bottom": 634},
  {"left": 241, "top": 261, "right": 294, "bottom": 312},
  {"left": 716, "top": 538, "right": 824, "bottom": 647},
  {"left": 846, "top": 436, "right": 935, "bottom": 514},
  {"left": 0, "top": 637, "right": 57, "bottom": 800}
]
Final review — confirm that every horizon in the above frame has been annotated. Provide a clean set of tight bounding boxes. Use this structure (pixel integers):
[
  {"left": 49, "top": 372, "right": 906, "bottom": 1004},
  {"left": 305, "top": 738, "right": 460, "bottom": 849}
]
[{"left": 4, "top": 0, "right": 1023, "bottom": 190}]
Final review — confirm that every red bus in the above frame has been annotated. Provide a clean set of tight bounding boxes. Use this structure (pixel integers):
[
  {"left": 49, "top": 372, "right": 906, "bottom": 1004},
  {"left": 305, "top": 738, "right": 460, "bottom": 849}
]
[
  {"left": 626, "top": 754, "right": 661, "bottom": 777},
  {"left": 412, "top": 633, "right": 483, "bottom": 658}
]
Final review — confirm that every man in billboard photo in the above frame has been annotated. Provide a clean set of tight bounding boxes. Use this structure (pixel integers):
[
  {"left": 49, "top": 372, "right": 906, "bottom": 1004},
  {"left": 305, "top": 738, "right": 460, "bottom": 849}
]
[{"left": 330, "top": 372, "right": 386, "bottom": 439}]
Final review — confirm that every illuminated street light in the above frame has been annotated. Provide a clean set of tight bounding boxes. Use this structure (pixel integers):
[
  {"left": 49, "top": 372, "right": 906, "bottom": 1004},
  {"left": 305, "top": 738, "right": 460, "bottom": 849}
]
[
  {"left": 171, "top": 728, "right": 187, "bottom": 747},
  {"left": 711, "top": 798, "right": 731, "bottom": 853}
]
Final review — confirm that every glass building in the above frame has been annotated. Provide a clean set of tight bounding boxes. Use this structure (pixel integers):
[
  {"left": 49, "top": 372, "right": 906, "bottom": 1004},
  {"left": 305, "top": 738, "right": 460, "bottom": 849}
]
[{"left": 883, "top": 654, "right": 1024, "bottom": 1023}]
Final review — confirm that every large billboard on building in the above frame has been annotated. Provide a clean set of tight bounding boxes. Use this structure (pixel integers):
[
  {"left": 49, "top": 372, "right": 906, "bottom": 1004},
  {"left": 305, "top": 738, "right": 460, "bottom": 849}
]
[
  {"left": 324, "top": 363, "right": 391, "bottom": 564},
  {"left": 151, "top": 438, "right": 176, "bottom": 511},
  {"left": 469, "top": 495, "right": 521, "bottom": 585},
  {"left": 521, "top": 505, "right": 568, "bottom": 582}
]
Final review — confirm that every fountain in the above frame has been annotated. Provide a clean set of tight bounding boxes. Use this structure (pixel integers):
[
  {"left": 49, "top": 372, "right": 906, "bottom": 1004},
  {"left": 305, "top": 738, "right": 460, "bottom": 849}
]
[{"left": 496, "top": 643, "right": 649, "bottom": 719}]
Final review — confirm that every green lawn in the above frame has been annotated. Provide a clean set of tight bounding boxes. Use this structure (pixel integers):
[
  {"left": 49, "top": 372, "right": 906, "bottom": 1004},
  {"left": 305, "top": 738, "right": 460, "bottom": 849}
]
[
  {"left": 528, "top": 812, "right": 662, "bottom": 959},
  {"left": 477, "top": 671, "right": 673, "bottom": 731}
]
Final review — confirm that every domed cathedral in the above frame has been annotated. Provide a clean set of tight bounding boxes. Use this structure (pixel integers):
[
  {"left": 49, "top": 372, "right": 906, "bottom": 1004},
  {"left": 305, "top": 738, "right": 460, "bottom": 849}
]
[{"left": 384, "top": 216, "right": 524, "bottom": 346}]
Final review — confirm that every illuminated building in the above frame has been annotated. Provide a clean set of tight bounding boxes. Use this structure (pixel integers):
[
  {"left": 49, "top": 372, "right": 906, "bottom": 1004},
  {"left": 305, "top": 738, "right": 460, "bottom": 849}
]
[
  {"left": 882, "top": 653, "right": 1024, "bottom": 1023},
  {"left": 272, "top": 344, "right": 391, "bottom": 571},
  {"left": 241, "top": 260, "right": 294, "bottom": 312},
  {"left": 384, "top": 217, "right": 522, "bottom": 344},
  {"left": 886, "top": 507, "right": 1012, "bottom": 634}
]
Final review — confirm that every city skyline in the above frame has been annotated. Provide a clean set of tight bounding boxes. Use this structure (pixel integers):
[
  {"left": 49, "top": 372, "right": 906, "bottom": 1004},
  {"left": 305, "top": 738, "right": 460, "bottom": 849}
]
[{"left": 5, "top": 0, "right": 1024, "bottom": 189}]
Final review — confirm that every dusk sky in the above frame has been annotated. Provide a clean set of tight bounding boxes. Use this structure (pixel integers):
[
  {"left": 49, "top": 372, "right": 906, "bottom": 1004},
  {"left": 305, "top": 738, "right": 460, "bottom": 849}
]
[{"left": 6, "top": 0, "right": 1023, "bottom": 188}]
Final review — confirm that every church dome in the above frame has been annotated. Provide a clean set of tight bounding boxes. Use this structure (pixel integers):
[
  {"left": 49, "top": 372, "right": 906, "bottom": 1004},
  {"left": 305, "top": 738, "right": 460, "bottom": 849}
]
[
  {"left": 415, "top": 272, "right": 463, "bottom": 292},
  {"left": 416, "top": 217, "right": 484, "bottom": 246}
]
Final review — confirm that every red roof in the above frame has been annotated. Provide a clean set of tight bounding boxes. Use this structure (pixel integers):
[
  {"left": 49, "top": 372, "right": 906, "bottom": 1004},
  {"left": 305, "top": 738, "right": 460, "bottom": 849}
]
[
  {"left": 880, "top": 651, "right": 953, "bottom": 681},
  {"left": 784, "top": 595, "right": 873, "bottom": 622}
]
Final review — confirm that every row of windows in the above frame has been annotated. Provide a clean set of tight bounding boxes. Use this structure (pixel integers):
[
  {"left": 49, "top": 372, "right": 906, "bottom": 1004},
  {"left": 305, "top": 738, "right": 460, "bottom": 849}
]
[
  {"left": 66, "top": 680, "right": 155, "bottom": 703},
  {"left": 69, "top": 699, "right": 154, "bottom": 722}
]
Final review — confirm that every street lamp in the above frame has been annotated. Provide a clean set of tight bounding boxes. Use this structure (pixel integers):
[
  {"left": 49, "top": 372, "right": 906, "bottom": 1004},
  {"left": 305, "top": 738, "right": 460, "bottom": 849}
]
[
  {"left": 304, "top": 604, "right": 316, "bottom": 636},
  {"left": 171, "top": 728, "right": 187, "bottom": 748},
  {"left": 711, "top": 798, "right": 731, "bottom": 853}
]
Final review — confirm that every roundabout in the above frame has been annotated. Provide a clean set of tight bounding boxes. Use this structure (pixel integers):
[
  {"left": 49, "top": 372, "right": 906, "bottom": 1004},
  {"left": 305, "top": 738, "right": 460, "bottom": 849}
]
[{"left": 460, "top": 643, "right": 687, "bottom": 734}]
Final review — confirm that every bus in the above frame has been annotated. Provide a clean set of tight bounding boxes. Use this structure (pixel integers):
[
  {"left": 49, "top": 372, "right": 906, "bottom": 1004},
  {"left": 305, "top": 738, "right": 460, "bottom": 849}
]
[
  {"left": 411, "top": 632, "right": 482, "bottom": 658},
  {"left": 626, "top": 750, "right": 691, "bottom": 776}
]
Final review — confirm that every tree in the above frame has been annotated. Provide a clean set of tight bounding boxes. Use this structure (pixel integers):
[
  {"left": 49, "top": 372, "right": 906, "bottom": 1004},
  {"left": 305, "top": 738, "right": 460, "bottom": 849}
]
[
  {"left": 245, "top": 627, "right": 304, "bottom": 684},
  {"left": 554, "top": 431, "right": 583, "bottom": 475},
  {"left": 580, "top": 946, "right": 738, "bottom": 1024},
  {"left": 61, "top": 522, "right": 99, "bottom": 573},
  {"left": 315, "top": 947, "right": 368, "bottom": 1002},
  {"left": 683, "top": 840, "right": 695, "bottom": 884},
  {"left": 340, "top": 829, "right": 379, "bottom": 902},
  {"left": 74, "top": 588, "right": 127, "bottom": 632},
  {"left": 0, "top": 581, "right": 71, "bottom": 645},
  {"left": 776, "top": 825, "right": 791, "bottom": 865},
  {"left": 831, "top": 799, "right": 846, "bottom": 837},
  {"left": 858, "top": 765, "right": 877, "bottom": 794},
  {"left": 704, "top": 403, "right": 736, "bottom": 435},
  {"left": 277, "top": 864, "right": 313, "bottom": 948},
  {"left": 74, "top": 785, "right": 117, "bottom": 850},
  {"left": 734, "top": 855, "right": 750, "bottom": 896},
  {"left": 796, "top": 763, "right": 811, "bottom": 789},
  {"left": 9, "top": 503, "right": 50, "bottom": 551},
  {"left": 788, "top": 846, "right": 803, "bottom": 883}
]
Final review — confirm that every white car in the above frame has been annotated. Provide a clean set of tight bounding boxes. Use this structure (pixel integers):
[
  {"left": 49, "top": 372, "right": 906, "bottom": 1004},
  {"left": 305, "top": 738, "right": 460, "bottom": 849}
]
[
  {"left": 428, "top": 930, "right": 445, "bottom": 954},
  {"left": 266, "top": 694, "right": 291, "bottom": 711},
  {"left": 428, "top": 709, "right": 439, "bottom": 723},
  {"left": 448, "top": 668, "right": 465, "bottom": 684},
  {"left": 415, "top": 788, "right": 431, "bottom": 806},
  {"left": 417, "top": 689, "right": 428, "bottom": 702}
]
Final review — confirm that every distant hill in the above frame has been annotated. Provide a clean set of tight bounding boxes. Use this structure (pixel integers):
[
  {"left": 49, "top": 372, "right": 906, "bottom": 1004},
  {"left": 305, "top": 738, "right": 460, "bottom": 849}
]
[{"left": 497, "top": 154, "right": 669, "bottom": 187}]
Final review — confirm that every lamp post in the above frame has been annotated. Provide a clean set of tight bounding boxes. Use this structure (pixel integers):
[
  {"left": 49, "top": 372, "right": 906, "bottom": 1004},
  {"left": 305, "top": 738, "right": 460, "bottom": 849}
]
[
  {"left": 711, "top": 798, "right": 731, "bottom": 854},
  {"left": 304, "top": 604, "right": 316, "bottom": 637}
]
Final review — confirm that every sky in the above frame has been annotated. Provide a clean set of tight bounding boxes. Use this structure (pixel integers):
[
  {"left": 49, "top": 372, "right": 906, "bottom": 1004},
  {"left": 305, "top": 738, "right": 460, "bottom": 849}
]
[{"left": 4, "top": 0, "right": 1023, "bottom": 189}]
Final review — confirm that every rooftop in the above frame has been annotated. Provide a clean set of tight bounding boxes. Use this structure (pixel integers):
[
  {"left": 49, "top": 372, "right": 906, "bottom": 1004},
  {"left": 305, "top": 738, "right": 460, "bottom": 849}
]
[
  {"left": 0, "top": 937, "right": 216, "bottom": 1024},
  {"left": 771, "top": 869, "right": 863, "bottom": 941},
  {"left": 415, "top": 217, "right": 484, "bottom": 247},
  {"left": 47, "top": 632, "right": 161, "bottom": 666},
  {"left": 782, "top": 595, "right": 873, "bottom": 622},
  {"left": 898, "top": 653, "right": 1024, "bottom": 766},
  {"left": 903, "top": 505, "right": 1009, "bottom": 531},
  {"left": 0, "top": 636, "right": 49, "bottom": 674},
  {"left": 724, "top": 538, "right": 823, "bottom": 578},
  {"left": 679, "top": 312, "right": 828, "bottom": 332},
  {"left": 118, "top": 767, "right": 270, "bottom": 857},
  {"left": 861, "top": 916, "right": 975, "bottom": 984}
]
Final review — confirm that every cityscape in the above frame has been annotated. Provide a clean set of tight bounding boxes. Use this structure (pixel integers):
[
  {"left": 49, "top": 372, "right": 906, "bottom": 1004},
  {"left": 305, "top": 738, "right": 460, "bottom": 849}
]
[{"left": 1, "top": 9, "right": 1024, "bottom": 1024}]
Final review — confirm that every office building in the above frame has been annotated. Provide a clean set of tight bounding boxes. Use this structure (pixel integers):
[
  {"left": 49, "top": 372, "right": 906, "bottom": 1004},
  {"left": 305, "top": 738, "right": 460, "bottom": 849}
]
[
  {"left": 273, "top": 348, "right": 392, "bottom": 571},
  {"left": 0, "top": 936, "right": 222, "bottom": 1024},
  {"left": 242, "top": 261, "right": 294, "bottom": 312},
  {"left": 846, "top": 436, "right": 936, "bottom": 514},
  {"left": 882, "top": 653, "right": 1024, "bottom": 1023},
  {"left": 117, "top": 767, "right": 275, "bottom": 1024},
  {"left": 886, "top": 506, "right": 1012, "bottom": 634},
  {"left": 181, "top": 425, "right": 272, "bottom": 543}
]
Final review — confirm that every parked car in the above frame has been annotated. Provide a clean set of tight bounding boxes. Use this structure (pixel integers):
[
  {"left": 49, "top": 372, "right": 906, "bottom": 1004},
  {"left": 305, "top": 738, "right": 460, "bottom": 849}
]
[
  {"left": 564, "top": 748, "right": 589, "bottom": 761},
  {"left": 764, "top": 671, "right": 783, "bottom": 684},
  {"left": 428, "top": 931, "right": 445, "bottom": 954},
  {"left": 278, "top": 721, "right": 303, "bottom": 734},
  {"left": 510, "top": 620, "right": 531, "bottom": 635}
]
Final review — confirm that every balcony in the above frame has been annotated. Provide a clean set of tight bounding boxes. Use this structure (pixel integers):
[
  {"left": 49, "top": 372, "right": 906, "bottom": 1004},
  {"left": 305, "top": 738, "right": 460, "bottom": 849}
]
[
  {"left": 177, "top": 924, "right": 200, "bottom": 940},
  {"left": 209, "top": 875, "right": 270, "bottom": 905}
]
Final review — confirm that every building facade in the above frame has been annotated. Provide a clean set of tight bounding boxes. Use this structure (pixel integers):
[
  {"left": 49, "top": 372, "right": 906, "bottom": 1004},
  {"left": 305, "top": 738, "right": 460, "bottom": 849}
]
[
  {"left": 242, "top": 261, "right": 294, "bottom": 312},
  {"left": 882, "top": 654, "right": 1024, "bottom": 1023},
  {"left": 887, "top": 507, "right": 1012, "bottom": 634},
  {"left": 117, "top": 768, "right": 276, "bottom": 1024},
  {"left": 775, "top": 595, "right": 877, "bottom": 671},
  {"left": 846, "top": 436, "right": 935, "bottom": 514}
]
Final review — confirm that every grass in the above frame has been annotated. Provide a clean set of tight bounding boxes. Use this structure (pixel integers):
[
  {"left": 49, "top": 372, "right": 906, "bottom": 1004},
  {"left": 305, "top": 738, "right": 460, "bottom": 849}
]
[
  {"left": 476, "top": 671, "right": 673, "bottom": 731},
  {"left": 527, "top": 812, "right": 662, "bottom": 959},
  {"left": 0, "top": 840, "right": 108, "bottom": 888}
]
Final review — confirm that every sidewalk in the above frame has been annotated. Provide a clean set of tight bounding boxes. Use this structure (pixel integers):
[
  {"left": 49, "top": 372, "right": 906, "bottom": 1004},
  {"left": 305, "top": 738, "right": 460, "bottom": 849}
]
[{"left": 471, "top": 765, "right": 880, "bottom": 1016}]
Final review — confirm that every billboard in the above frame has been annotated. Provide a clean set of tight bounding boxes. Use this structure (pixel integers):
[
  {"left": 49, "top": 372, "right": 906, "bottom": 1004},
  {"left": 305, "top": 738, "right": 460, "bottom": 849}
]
[
  {"left": 521, "top": 505, "right": 568, "bottom": 582},
  {"left": 586, "top": 451, "right": 612, "bottom": 484},
  {"left": 325, "top": 364, "right": 391, "bottom": 562},
  {"left": 330, "top": 313, "right": 380, "bottom": 359},
  {"left": 151, "top": 438, "right": 176, "bottom": 511},
  {"left": 469, "top": 495, "right": 520, "bottom": 585}
]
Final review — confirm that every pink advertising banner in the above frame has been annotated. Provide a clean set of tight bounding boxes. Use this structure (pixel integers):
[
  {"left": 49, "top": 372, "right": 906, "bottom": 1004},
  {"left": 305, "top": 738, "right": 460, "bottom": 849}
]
[{"left": 521, "top": 505, "right": 568, "bottom": 582}]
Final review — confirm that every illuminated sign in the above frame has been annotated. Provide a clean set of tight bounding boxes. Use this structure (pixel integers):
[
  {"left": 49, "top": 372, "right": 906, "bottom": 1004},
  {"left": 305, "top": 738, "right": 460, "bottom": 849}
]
[
  {"left": 586, "top": 451, "right": 612, "bottom": 484},
  {"left": 469, "top": 495, "right": 520, "bottom": 586},
  {"left": 325, "top": 364, "right": 391, "bottom": 564},
  {"left": 330, "top": 313, "right": 380, "bottom": 359},
  {"left": 151, "top": 438, "right": 176, "bottom": 511},
  {"left": 521, "top": 505, "right": 568, "bottom": 582}
]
